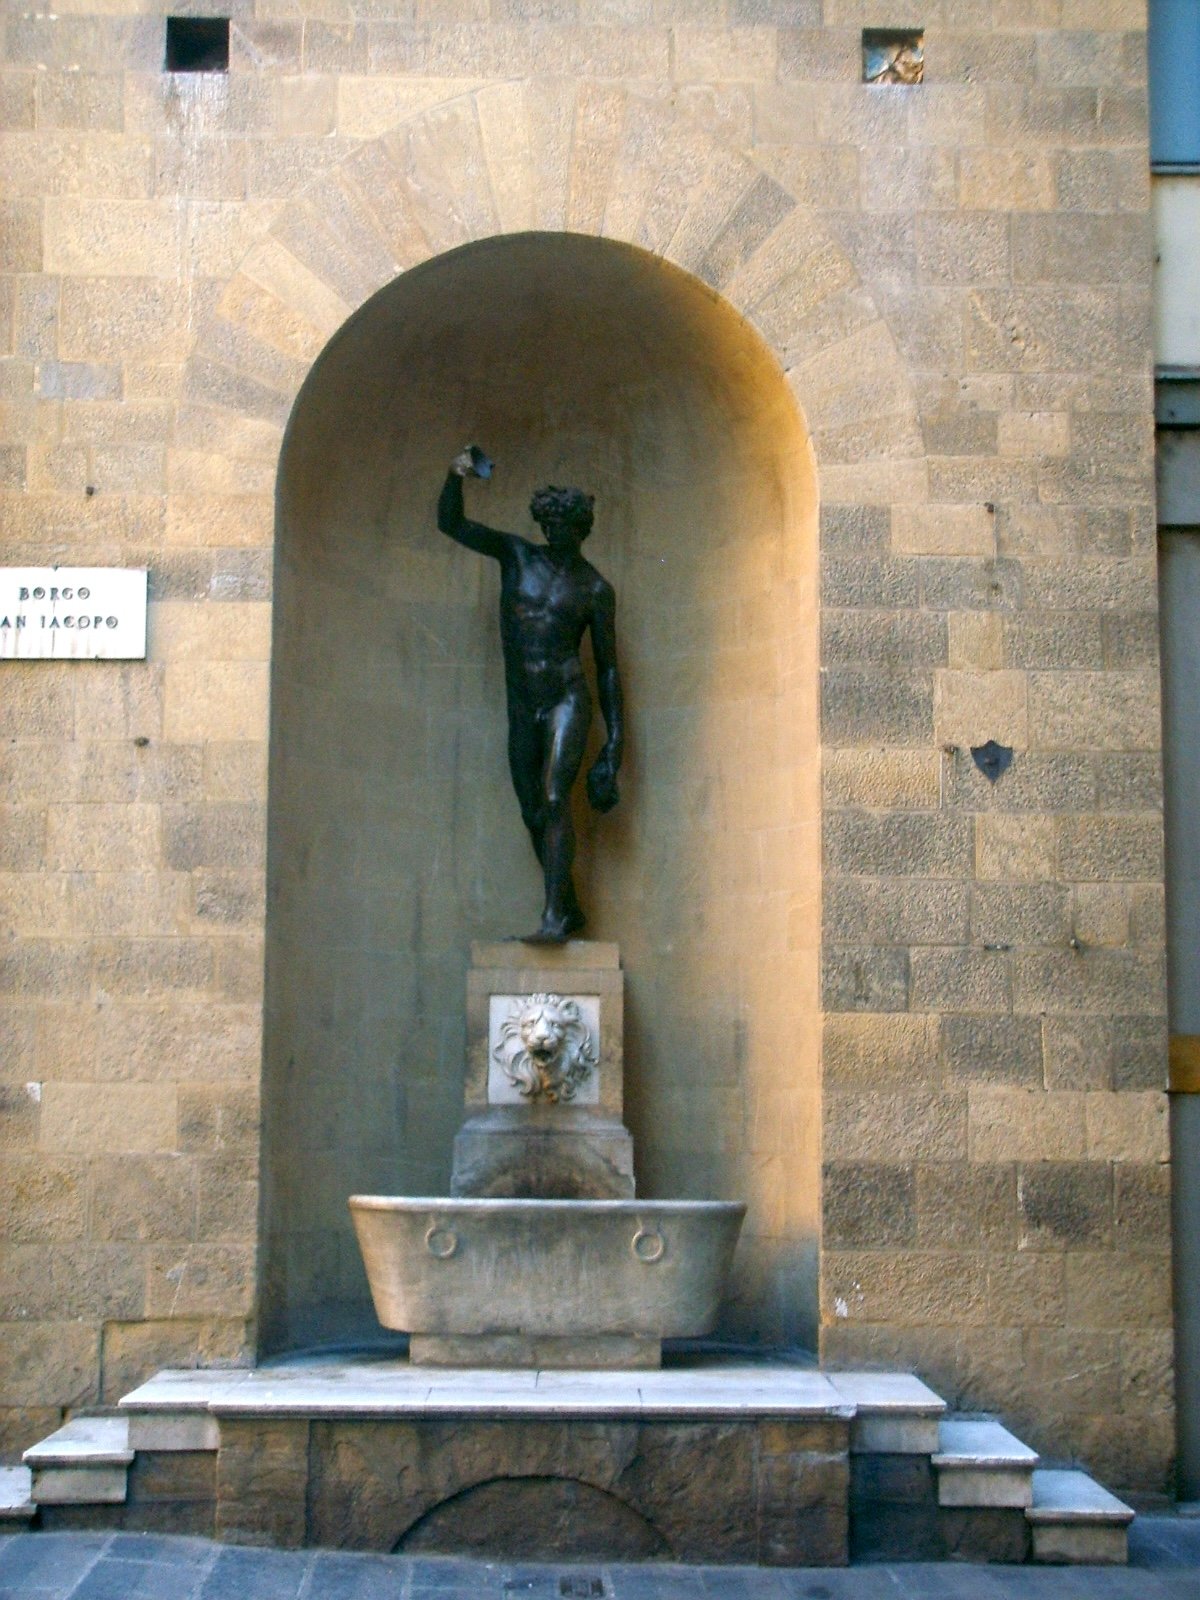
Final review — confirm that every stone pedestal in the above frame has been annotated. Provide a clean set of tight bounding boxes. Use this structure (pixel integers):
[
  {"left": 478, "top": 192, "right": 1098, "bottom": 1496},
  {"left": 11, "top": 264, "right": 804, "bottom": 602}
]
[{"left": 451, "top": 941, "right": 635, "bottom": 1200}]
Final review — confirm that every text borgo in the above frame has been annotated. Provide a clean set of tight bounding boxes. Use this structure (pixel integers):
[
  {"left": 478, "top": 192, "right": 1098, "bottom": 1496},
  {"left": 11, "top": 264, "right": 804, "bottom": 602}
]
[{"left": 18, "top": 585, "right": 91, "bottom": 601}]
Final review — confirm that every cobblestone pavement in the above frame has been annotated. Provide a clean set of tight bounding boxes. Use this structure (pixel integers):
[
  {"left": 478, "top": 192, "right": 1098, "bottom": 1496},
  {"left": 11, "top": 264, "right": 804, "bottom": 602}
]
[{"left": 1, "top": 1520, "right": 1198, "bottom": 1600}]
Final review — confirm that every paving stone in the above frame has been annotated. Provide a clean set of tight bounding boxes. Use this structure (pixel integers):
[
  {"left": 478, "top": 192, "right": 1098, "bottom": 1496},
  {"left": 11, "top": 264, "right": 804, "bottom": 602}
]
[
  {"left": 303, "top": 1549, "right": 415, "bottom": 1598},
  {"left": 198, "top": 1546, "right": 314, "bottom": 1600},
  {"left": 0, "top": 1531, "right": 111, "bottom": 1589},
  {"left": 69, "top": 1554, "right": 208, "bottom": 1600},
  {"left": 407, "top": 1555, "right": 507, "bottom": 1591},
  {"left": 105, "top": 1532, "right": 216, "bottom": 1567}
]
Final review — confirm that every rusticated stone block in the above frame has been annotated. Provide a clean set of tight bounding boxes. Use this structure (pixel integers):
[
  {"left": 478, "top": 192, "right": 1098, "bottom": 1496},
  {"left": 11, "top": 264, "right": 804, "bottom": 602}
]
[
  {"left": 821, "top": 945, "right": 910, "bottom": 1013},
  {"left": 826, "top": 1090, "right": 966, "bottom": 1164},
  {"left": 38, "top": 1084, "right": 176, "bottom": 1157},
  {"left": 1006, "top": 612, "right": 1102, "bottom": 669},
  {"left": 971, "top": 884, "right": 1071, "bottom": 949},
  {"left": 825, "top": 813, "right": 973, "bottom": 879},
  {"left": 1028, "top": 670, "right": 1160, "bottom": 753},
  {"left": 970, "top": 1088, "right": 1087, "bottom": 1162},
  {"left": 915, "top": 1161, "right": 1016, "bottom": 1251},
  {"left": 822, "top": 1013, "right": 941, "bottom": 1090},
  {"left": 820, "top": 668, "right": 933, "bottom": 746},
  {"left": 1, "top": 1241, "right": 145, "bottom": 1324},
  {"left": 822, "top": 749, "right": 939, "bottom": 810},
  {"left": 821, "top": 556, "right": 920, "bottom": 610},
  {"left": 1085, "top": 1090, "right": 1168, "bottom": 1163},
  {"left": 0, "top": 200, "right": 42, "bottom": 272},
  {"left": 823, "top": 610, "right": 947, "bottom": 669},
  {"left": 1018, "top": 1161, "right": 1113, "bottom": 1250},
  {"left": 920, "top": 557, "right": 1024, "bottom": 614},
  {"left": 826, "top": 880, "right": 969, "bottom": 945},
  {"left": 163, "top": 803, "right": 266, "bottom": 872},
  {"left": 820, "top": 503, "right": 889, "bottom": 553},
  {"left": 1066, "top": 1251, "right": 1172, "bottom": 1330},
  {"left": 1114, "top": 1163, "right": 1170, "bottom": 1249},
  {"left": 1013, "top": 214, "right": 1149, "bottom": 286},
  {"left": 0, "top": 1155, "right": 87, "bottom": 1243},
  {"left": 939, "top": 1506, "right": 1029, "bottom": 1562},
  {"left": 0, "top": 1321, "right": 97, "bottom": 1410},
  {"left": 1073, "top": 884, "right": 1130, "bottom": 947},
  {"left": 177, "top": 1084, "right": 259, "bottom": 1158},
  {"left": 823, "top": 1162, "right": 916, "bottom": 1248},
  {"left": 911, "top": 948, "right": 1011, "bottom": 1013},
  {"left": 99, "top": 1316, "right": 250, "bottom": 1402},
  {"left": 945, "top": 749, "right": 1094, "bottom": 814},
  {"left": 144, "top": 1245, "right": 255, "bottom": 1319},
  {"left": 1013, "top": 949, "right": 1165, "bottom": 1016},
  {"left": 944, "top": 1014, "right": 1042, "bottom": 1087},
  {"left": 1112, "top": 1016, "right": 1168, "bottom": 1090},
  {"left": 850, "top": 1452, "right": 940, "bottom": 1561},
  {"left": 1058, "top": 816, "right": 1163, "bottom": 881},
  {"left": 216, "top": 1418, "right": 308, "bottom": 1547},
  {"left": 1043, "top": 1015, "right": 1113, "bottom": 1090},
  {"left": 126, "top": 1446, "right": 217, "bottom": 1535},
  {"left": 949, "top": 611, "right": 1004, "bottom": 670}
]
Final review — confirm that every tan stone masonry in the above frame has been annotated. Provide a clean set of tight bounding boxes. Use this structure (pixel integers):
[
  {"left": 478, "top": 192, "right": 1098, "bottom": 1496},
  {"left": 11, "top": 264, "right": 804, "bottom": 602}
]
[{"left": 0, "top": 4, "right": 1169, "bottom": 1493}]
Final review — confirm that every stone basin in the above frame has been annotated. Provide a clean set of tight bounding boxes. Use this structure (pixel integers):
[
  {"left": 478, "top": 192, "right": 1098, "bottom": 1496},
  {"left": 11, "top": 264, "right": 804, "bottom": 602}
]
[{"left": 349, "top": 1196, "right": 746, "bottom": 1368}]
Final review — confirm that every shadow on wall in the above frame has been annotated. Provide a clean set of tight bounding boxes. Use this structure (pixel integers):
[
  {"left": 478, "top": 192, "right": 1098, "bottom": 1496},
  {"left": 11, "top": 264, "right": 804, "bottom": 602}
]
[{"left": 261, "top": 231, "right": 820, "bottom": 1355}]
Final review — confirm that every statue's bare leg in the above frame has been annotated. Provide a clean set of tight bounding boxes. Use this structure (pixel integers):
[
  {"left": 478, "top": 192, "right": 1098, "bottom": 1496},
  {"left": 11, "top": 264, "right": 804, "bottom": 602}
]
[
  {"left": 508, "top": 706, "right": 546, "bottom": 862},
  {"left": 513, "top": 691, "right": 587, "bottom": 943},
  {"left": 507, "top": 706, "right": 583, "bottom": 942}
]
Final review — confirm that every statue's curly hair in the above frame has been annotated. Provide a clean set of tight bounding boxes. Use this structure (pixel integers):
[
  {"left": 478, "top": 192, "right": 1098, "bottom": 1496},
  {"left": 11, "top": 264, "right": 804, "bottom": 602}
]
[{"left": 529, "top": 485, "right": 594, "bottom": 533}]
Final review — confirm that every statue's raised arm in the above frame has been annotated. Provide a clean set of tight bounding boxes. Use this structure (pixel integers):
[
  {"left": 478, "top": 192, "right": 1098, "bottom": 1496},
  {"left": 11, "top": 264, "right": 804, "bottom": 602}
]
[{"left": 437, "top": 445, "right": 508, "bottom": 561}]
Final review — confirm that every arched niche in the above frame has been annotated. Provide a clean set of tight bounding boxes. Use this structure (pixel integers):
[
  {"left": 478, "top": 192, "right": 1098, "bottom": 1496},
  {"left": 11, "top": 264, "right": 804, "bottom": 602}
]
[{"left": 261, "top": 232, "right": 820, "bottom": 1355}]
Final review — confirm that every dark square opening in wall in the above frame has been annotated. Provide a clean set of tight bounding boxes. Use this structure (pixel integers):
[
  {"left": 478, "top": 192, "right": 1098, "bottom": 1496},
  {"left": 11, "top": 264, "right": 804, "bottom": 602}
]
[
  {"left": 863, "top": 28, "right": 924, "bottom": 85},
  {"left": 165, "top": 16, "right": 230, "bottom": 73}
]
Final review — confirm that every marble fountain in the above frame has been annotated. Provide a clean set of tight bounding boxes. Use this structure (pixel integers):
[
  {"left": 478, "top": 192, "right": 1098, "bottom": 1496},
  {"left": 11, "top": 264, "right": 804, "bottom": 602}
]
[{"left": 349, "top": 940, "right": 745, "bottom": 1368}]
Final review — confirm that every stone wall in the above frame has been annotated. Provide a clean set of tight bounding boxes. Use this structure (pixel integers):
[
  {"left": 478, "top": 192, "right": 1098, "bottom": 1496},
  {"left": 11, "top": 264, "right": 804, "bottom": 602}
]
[{"left": 0, "top": 1, "right": 1170, "bottom": 1492}]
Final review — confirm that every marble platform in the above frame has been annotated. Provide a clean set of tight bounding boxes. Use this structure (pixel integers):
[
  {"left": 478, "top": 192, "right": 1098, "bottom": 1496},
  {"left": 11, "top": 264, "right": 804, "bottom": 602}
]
[
  {"left": 113, "top": 1356, "right": 871, "bottom": 1563},
  {"left": 14, "top": 1359, "right": 1132, "bottom": 1566}
]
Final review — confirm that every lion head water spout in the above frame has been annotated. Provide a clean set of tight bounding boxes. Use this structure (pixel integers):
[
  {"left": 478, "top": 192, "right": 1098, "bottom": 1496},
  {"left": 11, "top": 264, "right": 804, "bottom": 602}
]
[
  {"left": 494, "top": 993, "right": 598, "bottom": 1103},
  {"left": 349, "top": 941, "right": 745, "bottom": 1367}
]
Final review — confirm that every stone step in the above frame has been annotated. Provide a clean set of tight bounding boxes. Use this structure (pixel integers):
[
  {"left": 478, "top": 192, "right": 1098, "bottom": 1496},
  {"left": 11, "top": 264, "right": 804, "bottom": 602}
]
[
  {"left": 1027, "top": 1468, "right": 1135, "bottom": 1565},
  {"left": 0, "top": 1465, "right": 36, "bottom": 1524},
  {"left": 932, "top": 1417, "right": 1039, "bottom": 1508},
  {"left": 826, "top": 1371, "right": 946, "bottom": 1455},
  {"left": 23, "top": 1415, "right": 134, "bottom": 1506}
]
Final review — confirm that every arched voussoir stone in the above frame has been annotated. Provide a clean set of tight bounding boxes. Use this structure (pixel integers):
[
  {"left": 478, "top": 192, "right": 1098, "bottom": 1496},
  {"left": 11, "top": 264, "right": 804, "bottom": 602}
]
[{"left": 183, "top": 81, "right": 918, "bottom": 485}]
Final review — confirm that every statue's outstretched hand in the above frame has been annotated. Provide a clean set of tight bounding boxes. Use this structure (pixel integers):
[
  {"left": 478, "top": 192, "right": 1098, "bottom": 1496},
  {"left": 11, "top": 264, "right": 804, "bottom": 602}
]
[
  {"left": 586, "top": 752, "right": 620, "bottom": 814},
  {"left": 450, "top": 445, "right": 494, "bottom": 480}
]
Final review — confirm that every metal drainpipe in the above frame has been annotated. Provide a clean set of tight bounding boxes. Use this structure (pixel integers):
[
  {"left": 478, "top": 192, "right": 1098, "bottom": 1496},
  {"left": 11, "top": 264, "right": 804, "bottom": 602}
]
[{"left": 1159, "top": 521, "right": 1200, "bottom": 1503}]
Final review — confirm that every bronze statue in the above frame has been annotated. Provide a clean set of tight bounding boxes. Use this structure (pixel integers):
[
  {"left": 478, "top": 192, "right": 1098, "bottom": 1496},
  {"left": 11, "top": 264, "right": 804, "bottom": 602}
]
[{"left": 438, "top": 447, "right": 624, "bottom": 944}]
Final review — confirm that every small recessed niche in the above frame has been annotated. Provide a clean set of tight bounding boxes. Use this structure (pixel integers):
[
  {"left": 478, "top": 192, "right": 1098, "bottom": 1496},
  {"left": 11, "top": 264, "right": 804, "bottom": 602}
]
[
  {"left": 863, "top": 28, "right": 924, "bottom": 85},
  {"left": 165, "top": 16, "right": 230, "bottom": 73}
]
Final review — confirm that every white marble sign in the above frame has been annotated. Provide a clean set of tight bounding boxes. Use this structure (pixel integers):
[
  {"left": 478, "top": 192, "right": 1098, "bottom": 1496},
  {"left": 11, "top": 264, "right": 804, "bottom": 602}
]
[{"left": 0, "top": 567, "right": 147, "bottom": 660}]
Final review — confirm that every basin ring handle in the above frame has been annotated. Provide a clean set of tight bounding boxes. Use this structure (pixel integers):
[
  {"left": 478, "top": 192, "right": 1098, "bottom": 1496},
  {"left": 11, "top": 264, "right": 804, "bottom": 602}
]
[
  {"left": 425, "top": 1225, "right": 459, "bottom": 1260},
  {"left": 631, "top": 1228, "right": 665, "bottom": 1263}
]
